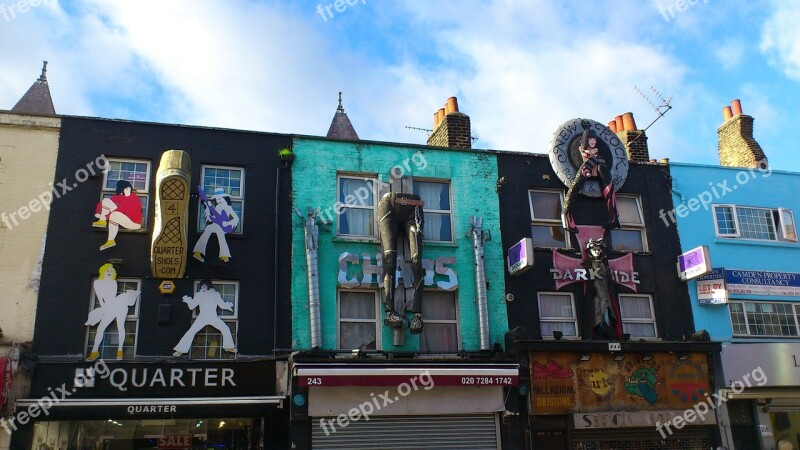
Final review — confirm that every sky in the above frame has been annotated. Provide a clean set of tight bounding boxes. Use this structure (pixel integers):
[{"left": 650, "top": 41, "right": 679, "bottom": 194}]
[{"left": 2, "top": 0, "right": 800, "bottom": 171}]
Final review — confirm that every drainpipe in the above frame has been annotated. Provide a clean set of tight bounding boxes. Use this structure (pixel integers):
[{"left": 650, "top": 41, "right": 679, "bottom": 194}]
[
  {"left": 469, "top": 216, "right": 491, "bottom": 351},
  {"left": 296, "top": 207, "right": 322, "bottom": 349}
]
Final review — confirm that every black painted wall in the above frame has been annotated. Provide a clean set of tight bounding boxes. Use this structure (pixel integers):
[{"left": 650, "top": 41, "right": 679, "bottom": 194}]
[
  {"left": 497, "top": 153, "right": 695, "bottom": 341},
  {"left": 33, "top": 116, "right": 293, "bottom": 357}
]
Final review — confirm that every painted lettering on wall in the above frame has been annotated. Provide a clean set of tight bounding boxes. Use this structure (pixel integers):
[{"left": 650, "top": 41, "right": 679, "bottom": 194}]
[
  {"left": 100, "top": 367, "right": 236, "bottom": 392},
  {"left": 338, "top": 252, "right": 458, "bottom": 291}
]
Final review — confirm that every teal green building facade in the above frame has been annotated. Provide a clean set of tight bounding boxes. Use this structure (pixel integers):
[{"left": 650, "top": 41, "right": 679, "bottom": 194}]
[{"left": 289, "top": 137, "right": 508, "bottom": 352}]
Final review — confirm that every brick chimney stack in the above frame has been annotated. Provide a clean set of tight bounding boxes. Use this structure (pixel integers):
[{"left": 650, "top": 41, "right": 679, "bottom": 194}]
[
  {"left": 427, "top": 96, "right": 471, "bottom": 149},
  {"left": 717, "top": 99, "right": 767, "bottom": 168},
  {"left": 608, "top": 112, "right": 649, "bottom": 163}
]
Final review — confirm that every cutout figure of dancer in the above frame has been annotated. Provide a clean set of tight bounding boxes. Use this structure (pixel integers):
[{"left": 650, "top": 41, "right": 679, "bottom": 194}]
[
  {"left": 173, "top": 280, "right": 237, "bottom": 356},
  {"left": 194, "top": 187, "right": 239, "bottom": 263},
  {"left": 85, "top": 263, "right": 140, "bottom": 361}
]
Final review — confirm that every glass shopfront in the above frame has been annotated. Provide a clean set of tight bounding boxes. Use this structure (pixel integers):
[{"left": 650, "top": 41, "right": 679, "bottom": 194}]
[{"left": 31, "top": 418, "right": 262, "bottom": 450}]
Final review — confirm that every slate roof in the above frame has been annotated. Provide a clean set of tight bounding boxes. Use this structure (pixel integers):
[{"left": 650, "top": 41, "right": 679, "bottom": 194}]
[
  {"left": 12, "top": 61, "right": 56, "bottom": 115},
  {"left": 325, "top": 92, "right": 359, "bottom": 140}
]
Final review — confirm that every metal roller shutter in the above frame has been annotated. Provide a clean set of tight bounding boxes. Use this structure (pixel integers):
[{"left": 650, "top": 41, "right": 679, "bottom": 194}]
[{"left": 312, "top": 414, "right": 500, "bottom": 449}]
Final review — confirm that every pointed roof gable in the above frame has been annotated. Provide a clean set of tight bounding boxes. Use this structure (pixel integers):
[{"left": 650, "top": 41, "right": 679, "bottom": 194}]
[
  {"left": 326, "top": 92, "right": 359, "bottom": 140},
  {"left": 12, "top": 61, "right": 56, "bottom": 115}
]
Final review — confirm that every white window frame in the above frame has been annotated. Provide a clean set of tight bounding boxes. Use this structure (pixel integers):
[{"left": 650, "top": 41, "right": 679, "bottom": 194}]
[
  {"left": 538, "top": 292, "right": 579, "bottom": 340},
  {"left": 101, "top": 158, "right": 151, "bottom": 231},
  {"left": 189, "top": 280, "right": 239, "bottom": 360},
  {"left": 419, "top": 290, "right": 461, "bottom": 353},
  {"left": 612, "top": 194, "right": 648, "bottom": 252},
  {"left": 729, "top": 300, "right": 800, "bottom": 338},
  {"left": 413, "top": 178, "right": 454, "bottom": 243},
  {"left": 337, "top": 289, "right": 381, "bottom": 351},
  {"left": 85, "top": 278, "right": 141, "bottom": 359},
  {"left": 713, "top": 204, "right": 797, "bottom": 242},
  {"left": 528, "top": 189, "right": 570, "bottom": 248},
  {"left": 336, "top": 174, "right": 378, "bottom": 238},
  {"left": 198, "top": 165, "right": 246, "bottom": 234},
  {"left": 619, "top": 294, "right": 658, "bottom": 339},
  {"left": 779, "top": 208, "right": 798, "bottom": 242}
]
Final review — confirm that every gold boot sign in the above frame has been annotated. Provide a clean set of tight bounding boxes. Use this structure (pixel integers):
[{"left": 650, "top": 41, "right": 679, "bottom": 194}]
[{"left": 151, "top": 150, "right": 191, "bottom": 279}]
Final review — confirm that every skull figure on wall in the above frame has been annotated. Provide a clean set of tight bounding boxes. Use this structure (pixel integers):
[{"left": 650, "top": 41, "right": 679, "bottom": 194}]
[
  {"left": 585, "top": 238, "right": 620, "bottom": 341},
  {"left": 377, "top": 191, "right": 425, "bottom": 334}
]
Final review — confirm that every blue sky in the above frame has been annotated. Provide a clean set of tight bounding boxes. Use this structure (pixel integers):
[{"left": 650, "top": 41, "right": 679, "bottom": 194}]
[{"left": 2, "top": 0, "right": 800, "bottom": 171}]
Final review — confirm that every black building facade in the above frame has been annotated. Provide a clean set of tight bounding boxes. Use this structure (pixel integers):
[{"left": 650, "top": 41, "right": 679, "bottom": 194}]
[
  {"left": 12, "top": 117, "right": 293, "bottom": 449},
  {"left": 497, "top": 119, "right": 721, "bottom": 449}
]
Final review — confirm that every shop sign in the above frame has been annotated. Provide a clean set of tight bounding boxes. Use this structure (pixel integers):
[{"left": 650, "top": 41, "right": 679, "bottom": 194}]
[
  {"left": 573, "top": 409, "right": 715, "bottom": 429},
  {"left": 677, "top": 246, "right": 712, "bottom": 281},
  {"left": 127, "top": 405, "right": 178, "bottom": 415},
  {"left": 338, "top": 252, "right": 458, "bottom": 291},
  {"left": 157, "top": 434, "right": 191, "bottom": 449},
  {"left": 75, "top": 367, "right": 236, "bottom": 392},
  {"left": 529, "top": 352, "right": 710, "bottom": 415},
  {"left": 725, "top": 269, "right": 800, "bottom": 297},
  {"left": 697, "top": 268, "right": 727, "bottom": 305},
  {"left": 722, "top": 343, "right": 800, "bottom": 387}
]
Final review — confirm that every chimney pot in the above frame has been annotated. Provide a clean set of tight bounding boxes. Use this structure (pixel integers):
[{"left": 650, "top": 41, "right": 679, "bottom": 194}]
[
  {"left": 615, "top": 115, "right": 624, "bottom": 133},
  {"left": 622, "top": 112, "right": 637, "bottom": 131},
  {"left": 731, "top": 99, "right": 743, "bottom": 116},
  {"left": 433, "top": 112, "right": 440, "bottom": 128},
  {"left": 722, "top": 106, "right": 733, "bottom": 121},
  {"left": 437, "top": 108, "right": 446, "bottom": 123},
  {"left": 446, "top": 96, "right": 459, "bottom": 114},
  {"left": 608, "top": 120, "right": 618, "bottom": 133}
]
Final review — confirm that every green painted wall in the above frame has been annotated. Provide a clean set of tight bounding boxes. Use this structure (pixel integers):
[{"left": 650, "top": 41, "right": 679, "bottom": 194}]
[{"left": 290, "top": 137, "right": 508, "bottom": 351}]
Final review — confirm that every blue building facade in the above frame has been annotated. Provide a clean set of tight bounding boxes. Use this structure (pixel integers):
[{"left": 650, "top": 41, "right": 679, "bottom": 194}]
[{"left": 672, "top": 154, "right": 800, "bottom": 447}]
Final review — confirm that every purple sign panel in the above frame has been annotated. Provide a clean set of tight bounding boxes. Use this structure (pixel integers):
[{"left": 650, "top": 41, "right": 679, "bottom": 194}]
[{"left": 677, "top": 246, "right": 711, "bottom": 281}]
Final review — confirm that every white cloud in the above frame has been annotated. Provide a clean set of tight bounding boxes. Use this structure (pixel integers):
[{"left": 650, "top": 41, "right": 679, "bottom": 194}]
[
  {"left": 761, "top": 1, "right": 800, "bottom": 80},
  {"left": 713, "top": 40, "right": 745, "bottom": 71}
]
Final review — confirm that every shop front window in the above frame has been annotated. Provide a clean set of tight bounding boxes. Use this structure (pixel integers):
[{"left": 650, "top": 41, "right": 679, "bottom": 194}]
[{"left": 32, "top": 418, "right": 260, "bottom": 450}]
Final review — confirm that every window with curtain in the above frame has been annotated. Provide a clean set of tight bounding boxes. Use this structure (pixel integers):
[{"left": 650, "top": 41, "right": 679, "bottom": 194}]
[
  {"left": 419, "top": 291, "right": 459, "bottom": 353},
  {"left": 619, "top": 294, "right": 657, "bottom": 338},
  {"left": 190, "top": 281, "right": 238, "bottom": 360},
  {"left": 339, "top": 291, "right": 379, "bottom": 350},
  {"left": 538, "top": 292, "right": 578, "bottom": 338},
  {"left": 611, "top": 195, "right": 647, "bottom": 252},
  {"left": 198, "top": 166, "right": 245, "bottom": 234},
  {"left": 101, "top": 159, "right": 151, "bottom": 230},
  {"left": 338, "top": 176, "right": 376, "bottom": 237},
  {"left": 85, "top": 278, "right": 140, "bottom": 359},
  {"left": 413, "top": 180, "right": 452, "bottom": 242},
  {"left": 529, "top": 190, "right": 568, "bottom": 248}
]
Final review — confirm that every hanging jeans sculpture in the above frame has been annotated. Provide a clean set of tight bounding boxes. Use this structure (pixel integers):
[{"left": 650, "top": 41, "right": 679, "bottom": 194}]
[{"left": 378, "top": 192, "right": 425, "bottom": 333}]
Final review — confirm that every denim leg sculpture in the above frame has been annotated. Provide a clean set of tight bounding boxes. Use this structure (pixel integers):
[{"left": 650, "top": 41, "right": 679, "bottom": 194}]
[{"left": 377, "top": 192, "right": 425, "bottom": 334}]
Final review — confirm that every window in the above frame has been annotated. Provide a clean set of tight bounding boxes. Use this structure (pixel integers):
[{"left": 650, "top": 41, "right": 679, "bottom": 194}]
[
  {"left": 190, "top": 280, "right": 238, "bottom": 360},
  {"left": 338, "top": 290, "right": 379, "bottom": 350},
  {"left": 730, "top": 301, "right": 799, "bottom": 337},
  {"left": 611, "top": 195, "right": 647, "bottom": 252},
  {"left": 419, "top": 291, "right": 459, "bottom": 353},
  {"left": 101, "top": 159, "right": 151, "bottom": 230},
  {"left": 198, "top": 166, "right": 245, "bottom": 234},
  {"left": 413, "top": 180, "right": 452, "bottom": 242},
  {"left": 619, "top": 294, "right": 657, "bottom": 338},
  {"left": 85, "top": 278, "right": 140, "bottom": 359},
  {"left": 337, "top": 175, "right": 377, "bottom": 237},
  {"left": 713, "top": 204, "right": 797, "bottom": 242},
  {"left": 538, "top": 292, "right": 578, "bottom": 339},
  {"left": 529, "top": 190, "right": 568, "bottom": 248}
]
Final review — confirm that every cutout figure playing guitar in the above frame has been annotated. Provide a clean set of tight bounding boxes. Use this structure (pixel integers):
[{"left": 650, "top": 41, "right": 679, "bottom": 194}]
[{"left": 193, "top": 187, "right": 239, "bottom": 263}]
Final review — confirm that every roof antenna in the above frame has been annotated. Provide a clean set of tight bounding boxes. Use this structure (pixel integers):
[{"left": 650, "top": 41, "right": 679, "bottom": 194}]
[{"left": 633, "top": 84, "right": 672, "bottom": 133}]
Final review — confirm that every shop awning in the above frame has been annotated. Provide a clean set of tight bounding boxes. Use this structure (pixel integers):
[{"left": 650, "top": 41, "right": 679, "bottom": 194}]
[
  {"left": 294, "top": 363, "right": 519, "bottom": 387},
  {"left": 14, "top": 396, "right": 284, "bottom": 420}
]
